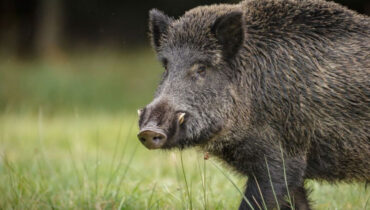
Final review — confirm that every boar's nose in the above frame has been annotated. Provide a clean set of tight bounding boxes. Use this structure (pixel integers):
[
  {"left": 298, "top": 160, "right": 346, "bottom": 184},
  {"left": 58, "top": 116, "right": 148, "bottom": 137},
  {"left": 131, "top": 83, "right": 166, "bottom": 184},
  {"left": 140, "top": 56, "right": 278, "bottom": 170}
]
[{"left": 137, "top": 128, "right": 167, "bottom": 149}]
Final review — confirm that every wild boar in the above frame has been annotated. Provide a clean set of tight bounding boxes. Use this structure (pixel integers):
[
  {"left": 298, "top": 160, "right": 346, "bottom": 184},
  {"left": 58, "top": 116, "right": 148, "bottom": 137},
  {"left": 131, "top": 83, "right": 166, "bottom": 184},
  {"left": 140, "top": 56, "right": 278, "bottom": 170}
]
[{"left": 138, "top": 0, "right": 370, "bottom": 209}]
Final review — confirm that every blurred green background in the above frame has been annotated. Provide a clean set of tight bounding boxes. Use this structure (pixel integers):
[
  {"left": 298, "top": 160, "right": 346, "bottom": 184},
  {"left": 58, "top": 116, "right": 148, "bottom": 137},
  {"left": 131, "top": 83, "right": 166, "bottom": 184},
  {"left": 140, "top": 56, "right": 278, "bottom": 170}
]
[
  {"left": 0, "top": 49, "right": 161, "bottom": 113},
  {"left": 0, "top": 0, "right": 369, "bottom": 209},
  {"left": 0, "top": 0, "right": 369, "bottom": 114}
]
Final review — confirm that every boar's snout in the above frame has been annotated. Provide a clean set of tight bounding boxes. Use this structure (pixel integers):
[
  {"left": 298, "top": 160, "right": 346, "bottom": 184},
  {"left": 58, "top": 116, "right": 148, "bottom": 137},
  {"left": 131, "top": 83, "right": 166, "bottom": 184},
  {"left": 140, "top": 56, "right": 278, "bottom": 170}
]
[
  {"left": 137, "top": 128, "right": 167, "bottom": 149},
  {"left": 137, "top": 99, "right": 187, "bottom": 149}
]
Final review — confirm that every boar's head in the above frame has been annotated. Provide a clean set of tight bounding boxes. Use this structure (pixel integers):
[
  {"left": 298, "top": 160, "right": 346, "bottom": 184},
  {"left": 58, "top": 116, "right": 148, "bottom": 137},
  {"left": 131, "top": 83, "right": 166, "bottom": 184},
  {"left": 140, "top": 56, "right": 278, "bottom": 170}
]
[{"left": 138, "top": 7, "right": 247, "bottom": 150}]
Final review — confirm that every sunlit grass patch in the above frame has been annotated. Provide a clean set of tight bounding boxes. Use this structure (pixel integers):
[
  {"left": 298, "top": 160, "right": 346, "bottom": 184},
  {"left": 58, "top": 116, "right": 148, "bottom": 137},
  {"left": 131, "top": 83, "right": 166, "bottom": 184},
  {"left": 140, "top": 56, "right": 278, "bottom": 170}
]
[
  {"left": 0, "top": 111, "right": 368, "bottom": 209},
  {"left": 0, "top": 111, "right": 243, "bottom": 209}
]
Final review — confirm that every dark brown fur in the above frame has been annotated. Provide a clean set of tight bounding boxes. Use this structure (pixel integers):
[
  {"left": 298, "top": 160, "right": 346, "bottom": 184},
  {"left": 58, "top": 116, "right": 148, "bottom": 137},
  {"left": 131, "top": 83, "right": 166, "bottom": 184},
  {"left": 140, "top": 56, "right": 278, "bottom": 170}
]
[{"left": 141, "top": 0, "right": 370, "bottom": 209}]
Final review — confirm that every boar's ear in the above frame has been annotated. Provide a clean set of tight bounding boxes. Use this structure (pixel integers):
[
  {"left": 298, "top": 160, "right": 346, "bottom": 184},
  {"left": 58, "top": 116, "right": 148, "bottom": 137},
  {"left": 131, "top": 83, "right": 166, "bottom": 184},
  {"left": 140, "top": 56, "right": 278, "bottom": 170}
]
[
  {"left": 211, "top": 12, "right": 244, "bottom": 60},
  {"left": 149, "top": 9, "right": 172, "bottom": 50}
]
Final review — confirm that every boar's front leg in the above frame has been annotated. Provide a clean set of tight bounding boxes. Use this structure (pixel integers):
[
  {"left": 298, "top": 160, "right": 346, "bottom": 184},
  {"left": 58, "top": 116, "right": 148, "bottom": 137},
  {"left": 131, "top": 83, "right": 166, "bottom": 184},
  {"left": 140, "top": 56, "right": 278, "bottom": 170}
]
[{"left": 238, "top": 155, "right": 311, "bottom": 210}]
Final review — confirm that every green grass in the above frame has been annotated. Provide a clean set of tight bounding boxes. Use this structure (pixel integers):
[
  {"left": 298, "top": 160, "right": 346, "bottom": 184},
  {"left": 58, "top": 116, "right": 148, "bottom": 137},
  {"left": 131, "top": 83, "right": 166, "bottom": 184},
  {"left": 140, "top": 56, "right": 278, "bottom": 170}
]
[
  {"left": 0, "top": 112, "right": 368, "bottom": 210},
  {"left": 0, "top": 50, "right": 369, "bottom": 209},
  {"left": 0, "top": 112, "right": 245, "bottom": 209}
]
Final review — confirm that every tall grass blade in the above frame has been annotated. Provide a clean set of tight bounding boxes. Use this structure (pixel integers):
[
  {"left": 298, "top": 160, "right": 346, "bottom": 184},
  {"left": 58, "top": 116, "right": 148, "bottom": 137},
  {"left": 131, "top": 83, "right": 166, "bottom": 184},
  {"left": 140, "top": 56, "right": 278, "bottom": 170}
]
[
  {"left": 364, "top": 195, "right": 369, "bottom": 210},
  {"left": 180, "top": 151, "right": 193, "bottom": 210},
  {"left": 104, "top": 120, "right": 135, "bottom": 197},
  {"left": 279, "top": 143, "right": 294, "bottom": 209},
  {"left": 114, "top": 142, "right": 139, "bottom": 201},
  {"left": 147, "top": 182, "right": 157, "bottom": 210},
  {"left": 197, "top": 156, "right": 208, "bottom": 210},
  {"left": 94, "top": 130, "right": 100, "bottom": 197},
  {"left": 264, "top": 157, "right": 280, "bottom": 210},
  {"left": 210, "top": 160, "right": 254, "bottom": 210},
  {"left": 253, "top": 175, "right": 267, "bottom": 210}
]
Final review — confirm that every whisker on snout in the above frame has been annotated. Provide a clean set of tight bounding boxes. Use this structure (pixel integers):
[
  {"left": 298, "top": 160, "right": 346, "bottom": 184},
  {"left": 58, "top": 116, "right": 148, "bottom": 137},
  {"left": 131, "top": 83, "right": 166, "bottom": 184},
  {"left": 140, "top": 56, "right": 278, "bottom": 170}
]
[{"left": 178, "top": 112, "right": 186, "bottom": 125}]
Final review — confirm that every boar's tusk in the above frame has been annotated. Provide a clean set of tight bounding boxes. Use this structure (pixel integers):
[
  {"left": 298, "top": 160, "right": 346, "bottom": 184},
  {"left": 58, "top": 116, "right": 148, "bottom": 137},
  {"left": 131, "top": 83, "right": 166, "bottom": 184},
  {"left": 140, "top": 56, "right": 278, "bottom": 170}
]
[
  {"left": 137, "top": 109, "right": 142, "bottom": 116},
  {"left": 178, "top": 112, "right": 186, "bottom": 125}
]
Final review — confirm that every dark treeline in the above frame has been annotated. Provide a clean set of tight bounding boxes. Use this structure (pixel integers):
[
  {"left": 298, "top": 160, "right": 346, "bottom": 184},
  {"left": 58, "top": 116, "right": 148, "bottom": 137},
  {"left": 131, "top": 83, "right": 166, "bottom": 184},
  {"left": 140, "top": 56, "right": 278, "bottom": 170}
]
[{"left": 0, "top": 0, "right": 369, "bottom": 58}]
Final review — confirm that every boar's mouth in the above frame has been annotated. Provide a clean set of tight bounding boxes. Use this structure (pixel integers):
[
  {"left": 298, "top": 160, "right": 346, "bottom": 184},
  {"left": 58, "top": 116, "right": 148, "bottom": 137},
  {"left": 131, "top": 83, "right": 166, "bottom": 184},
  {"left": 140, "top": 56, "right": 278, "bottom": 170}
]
[
  {"left": 138, "top": 106, "right": 223, "bottom": 150},
  {"left": 137, "top": 109, "right": 190, "bottom": 150}
]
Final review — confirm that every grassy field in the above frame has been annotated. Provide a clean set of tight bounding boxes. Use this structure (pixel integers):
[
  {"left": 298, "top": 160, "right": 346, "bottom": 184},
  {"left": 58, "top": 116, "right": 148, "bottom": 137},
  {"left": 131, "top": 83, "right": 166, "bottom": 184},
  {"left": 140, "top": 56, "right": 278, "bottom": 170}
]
[{"left": 0, "top": 50, "right": 369, "bottom": 209}]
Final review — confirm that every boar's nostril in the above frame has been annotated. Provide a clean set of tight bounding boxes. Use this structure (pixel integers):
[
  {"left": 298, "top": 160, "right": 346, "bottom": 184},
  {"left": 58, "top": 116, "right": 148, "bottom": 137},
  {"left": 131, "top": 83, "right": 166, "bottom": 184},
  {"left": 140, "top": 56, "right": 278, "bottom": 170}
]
[{"left": 153, "top": 136, "right": 162, "bottom": 141}]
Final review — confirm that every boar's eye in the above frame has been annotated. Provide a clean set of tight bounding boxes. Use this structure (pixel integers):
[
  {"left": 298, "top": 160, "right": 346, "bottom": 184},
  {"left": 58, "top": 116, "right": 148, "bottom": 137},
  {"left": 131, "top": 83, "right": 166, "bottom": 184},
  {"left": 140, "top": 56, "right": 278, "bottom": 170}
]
[
  {"left": 195, "top": 65, "right": 206, "bottom": 77},
  {"left": 189, "top": 64, "right": 207, "bottom": 79}
]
